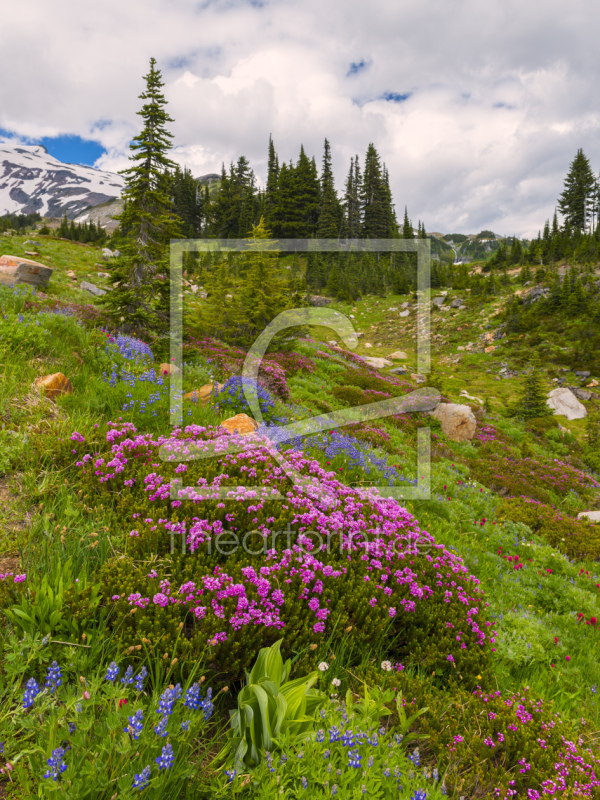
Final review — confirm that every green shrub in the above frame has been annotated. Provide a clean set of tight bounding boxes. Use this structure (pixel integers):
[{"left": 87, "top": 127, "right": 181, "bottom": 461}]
[{"left": 497, "top": 496, "right": 600, "bottom": 561}]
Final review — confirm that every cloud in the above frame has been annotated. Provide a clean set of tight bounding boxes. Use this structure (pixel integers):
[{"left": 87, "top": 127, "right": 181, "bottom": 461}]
[{"left": 1, "top": 0, "right": 599, "bottom": 237}]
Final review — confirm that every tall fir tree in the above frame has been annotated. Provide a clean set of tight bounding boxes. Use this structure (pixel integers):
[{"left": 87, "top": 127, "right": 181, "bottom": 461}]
[
  {"left": 317, "top": 138, "right": 343, "bottom": 238},
  {"left": 361, "top": 143, "right": 390, "bottom": 238},
  {"left": 342, "top": 155, "right": 362, "bottom": 238},
  {"left": 264, "top": 134, "right": 280, "bottom": 227},
  {"left": 558, "top": 148, "right": 597, "bottom": 234},
  {"left": 513, "top": 352, "right": 551, "bottom": 419},
  {"left": 100, "top": 57, "right": 183, "bottom": 333}
]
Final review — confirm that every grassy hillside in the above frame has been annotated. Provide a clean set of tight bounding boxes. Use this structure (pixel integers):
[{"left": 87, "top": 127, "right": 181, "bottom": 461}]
[{"left": 0, "top": 233, "right": 599, "bottom": 799}]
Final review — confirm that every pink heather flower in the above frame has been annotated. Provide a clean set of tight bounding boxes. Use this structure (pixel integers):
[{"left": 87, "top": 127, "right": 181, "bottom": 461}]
[
  {"left": 83, "top": 691, "right": 90, "bottom": 700},
  {"left": 447, "top": 654, "right": 455, "bottom": 663},
  {"left": 388, "top": 607, "right": 396, "bottom": 617},
  {"left": 566, "top": 655, "right": 570, "bottom": 661},
  {"left": 14, "top": 574, "right": 26, "bottom": 583},
  {"left": 111, "top": 595, "right": 120, "bottom": 601},
  {"left": 313, "top": 622, "right": 325, "bottom": 633},
  {"left": 153, "top": 593, "right": 169, "bottom": 608}
]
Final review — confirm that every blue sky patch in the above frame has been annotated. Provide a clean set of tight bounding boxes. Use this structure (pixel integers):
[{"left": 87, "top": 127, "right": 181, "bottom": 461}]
[
  {"left": 39, "top": 135, "right": 106, "bottom": 166},
  {"left": 347, "top": 60, "right": 369, "bottom": 76},
  {"left": 381, "top": 91, "right": 412, "bottom": 103}
]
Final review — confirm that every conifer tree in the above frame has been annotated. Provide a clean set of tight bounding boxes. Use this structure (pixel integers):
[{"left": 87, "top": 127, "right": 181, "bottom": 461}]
[
  {"left": 342, "top": 155, "right": 362, "bottom": 238},
  {"left": 513, "top": 352, "right": 551, "bottom": 419},
  {"left": 558, "top": 148, "right": 597, "bottom": 233},
  {"left": 361, "top": 143, "right": 390, "bottom": 238},
  {"left": 264, "top": 134, "right": 280, "bottom": 226},
  {"left": 317, "top": 138, "right": 343, "bottom": 238},
  {"left": 100, "top": 57, "right": 183, "bottom": 332}
]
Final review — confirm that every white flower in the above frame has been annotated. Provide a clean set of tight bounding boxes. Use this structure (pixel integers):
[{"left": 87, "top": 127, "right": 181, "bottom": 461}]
[
  {"left": 332, "top": 677, "right": 341, "bottom": 687},
  {"left": 381, "top": 660, "right": 392, "bottom": 671},
  {"left": 318, "top": 662, "right": 329, "bottom": 672}
]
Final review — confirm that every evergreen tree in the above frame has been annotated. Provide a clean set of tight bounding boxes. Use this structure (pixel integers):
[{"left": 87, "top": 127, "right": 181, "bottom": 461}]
[
  {"left": 100, "top": 57, "right": 183, "bottom": 332},
  {"left": 513, "top": 352, "right": 551, "bottom": 419},
  {"left": 361, "top": 143, "right": 390, "bottom": 238},
  {"left": 342, "top": 155, "right": 362, "bottom": 238},
  {"left": 317, "top": 138, "right": 343, "bottom": 238},
  {"left": 558, "top": 148, "right": 597, "bottom": 233},
  {"left": 402, "top": 207, "right": 414, "bottom": 239},
  {"left": 171, "top": 164, "right": 203, "bottom": 237},
  {"left": 264, "top": 134, "right": 280, "bottom": 226}
]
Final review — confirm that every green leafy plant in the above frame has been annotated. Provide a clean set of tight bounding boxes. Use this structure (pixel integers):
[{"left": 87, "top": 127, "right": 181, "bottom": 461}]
[{"left": 221, "top": 639, "right": 326, "bottom": 771}]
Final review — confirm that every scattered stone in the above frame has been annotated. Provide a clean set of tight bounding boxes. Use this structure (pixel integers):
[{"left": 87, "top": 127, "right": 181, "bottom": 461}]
[
  {"left": 457, "top": 346, "right": 465, "bottom": 351},
  {"left": 389, "top": 351, "right": 408, "bottom": 360},
  {"left": 458, "top": 305, "right": 466, "bottom": 310},
  {"left": 159, "top": 363, "right": 181, "bottom": 376},
  {"left": 31, "top": 372, "right": 73, "bottom": 401},
  {"left": 411, "top": 373, "right": 427, "bottom": 383},
  {"left": 0, "top": 254, "right": 53, "bottom": 287},
  {"left": 571, "top": 388, "right": 592, "bottom": 402},
  {"left": 524, "top": 286, "right": 550, "bottom": 303},
  {"left": 399, "top": 310, "right": 410, "bottom": 317},
  {"left": 484, "top": 345, "right": 496, "bottom": 353},
  {"left": 327, "top": 340, "right": 338, "bottom": 347},
  {"left": 577, "top": 511, "right": 600, "bottom": 524},
  {"left": 362, "top": 356, "right": 393, "bottom": 369},
  {"left": 450, "top": 298, "right": 463, "bottom": 308},
  {"left": 24, "top": 251, "right": 39, "bottom": 257},
  {"left": 460, "top": 390, "right": 484, "bottom": 405},
  {"left": 401, "top": 301, "right": 409, "bottom": 309},
  {"left": 574, "top": 370, "right": 591, "bottom": 379},
  {"left": 546, "top": 388, "right": 587, "bottom": 420},
  {"left": 97, "top": 271, "right": 110, "bottom": 279},
  {"left": 587, "top": 380, "right": 599, "bottom": 387},
  {"left": 432, "top": 296, "right": 446, "bottom": 307},
  {"left": 429, "top": 402, "right": 477, "bottom": 441},
  {"left": 24, "top": 240, "right": 40, "bottom": 246},
  {"left": 220, "top": 413, "right": 259, "bottom": 436},
  {"left": 67, "top": 270, "right": 77, "bottom": 279},
  {"left": 364, "top": 343, "right": 373, "bottom": 349},
  {"left": 184, "top": 382, "right": 224, "bottom": 404},
  {"left": 80, "top": 280, "right": 106, "bottom": 296},
  {"left": 389, "top": 367, "right": 409, "bottom": 375},
  {"left": 102, "top": 247, "right": 117, "bottom": 259}
]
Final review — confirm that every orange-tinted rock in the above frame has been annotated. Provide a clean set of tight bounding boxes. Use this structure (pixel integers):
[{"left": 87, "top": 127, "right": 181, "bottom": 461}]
[
  {"left": 220, "top": 413, "right": 259, "bottom": 436},
  {"left": 32, "top": 373, "right": 73, "bottom": 401},
  {"left": 0, "top": 254, "right": 53, "bottom": 287},
  {"left": 484, "top": 345, "right": 496, "bottom": 353},
  {"left": 184, "top": 382, "right": 223, "bottom": 405}
]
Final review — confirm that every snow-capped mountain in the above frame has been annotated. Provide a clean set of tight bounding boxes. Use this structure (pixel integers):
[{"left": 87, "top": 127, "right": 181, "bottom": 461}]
[{"left": 0, "top": 143, "right": 124, "bottom": 219}]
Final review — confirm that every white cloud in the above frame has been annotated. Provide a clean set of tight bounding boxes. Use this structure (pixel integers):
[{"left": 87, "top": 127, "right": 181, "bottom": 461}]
[{"left": 1, "top": 0, "right": 599, "bottom": 237}]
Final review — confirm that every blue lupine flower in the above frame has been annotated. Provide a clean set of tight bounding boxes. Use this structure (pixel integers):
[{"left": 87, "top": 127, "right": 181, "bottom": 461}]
[
  {"left": 23, "top": 678, "right": 40, "bottom": 709},
  {"left": 341, "top": 730, "right": 354, "bottom": 747},
  {"left": 301, "top": 776, "right": 308, "bottom": 788},
  {"left": 156, "top": 742, "right": 174, "bottom": 770},
  {"left": 154, "top": 716, "right": 168, "bottom": 737},
  {"left": 201, "top": 687, "right": 213, "bottom": 720},
  {"left": 68, "top": 722, "right": 76, "bottom": 734},
  {"left": 368, "top": 756, "right": 374, "bottom": 767},
  {"left": 433, "top": 767, "right": 439, "bottom": 781},
  {"left": 133, "top": 765, "right": 151, "bottom": 790},
  {"left": 105, "top": 662, "right": 119, "bottom": 682},
  {"left": 410, "top": 791, "right": 427, "bottom": 800},
  {"left": 225, "top": 768, "right": 236, "bottom": 782},
  {"left": 181, "top": 720, "right": 190, "bottom": 731},
  {"left": 384, "top": 768, "right": 391, "bottom": 777},
  {"left": 121, "top": 666, "right": 134, "bottom": 686},
  {"left": 329, "top": 726, "right": 340, "bottom": 743},
  {"left": 362, "top": 786, "right": 367, "bottom": 795},
  {"left": 348, "top": 749, "right": 362, "bottom": 769},
  {"left": 0, "top": 742, "right": 4, "bottom": 754},
  {"left": 45, "top": 662, "right": 62, "bottom": 695},
  {"left": 323, "top": 749, "right": 331, "bottom": 759},
  {"left": 331, "top": 784, "right": 338, "bottom": 795},
  {"left": 157, "top": 684, "right": 182, "bottom": 716},
  {"left": 316, "top": 729, "right": 325, "bottom": 742},
  {"left": 125, "top": 709, "right": 144, "bottom": 740},
  {"left": 43, "top": 746, "right": 68, "bottom": 781}
]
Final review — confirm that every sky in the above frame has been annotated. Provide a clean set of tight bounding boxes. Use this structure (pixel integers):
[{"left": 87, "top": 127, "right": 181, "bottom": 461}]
[{"left": 1, "top": 0, "right": 600, "bottom": 238}]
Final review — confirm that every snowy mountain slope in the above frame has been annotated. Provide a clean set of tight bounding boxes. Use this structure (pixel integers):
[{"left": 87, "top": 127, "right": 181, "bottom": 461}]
[{"left": 0, "top": 143, "right": 124, "bottom": 219}]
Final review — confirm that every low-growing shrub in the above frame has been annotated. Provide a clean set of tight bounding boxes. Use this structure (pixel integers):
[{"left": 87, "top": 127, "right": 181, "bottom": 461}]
[{"left": 496, "top": 496, "right": 600, "bottom": 561}]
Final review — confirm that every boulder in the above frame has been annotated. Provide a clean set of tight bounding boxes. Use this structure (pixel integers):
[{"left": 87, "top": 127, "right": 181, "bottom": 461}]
[
  {"left": 450, "top": 298, "right": 463, "bottom": 308},
  {"left": 31, "top": 372, "right": 73, "bottom": 401},
  {"left": 184, "top": 382, "right": 224, "bottom": 404},
  {"left": 525, "top": 286, "right": 550, "bottom": 303},
  {"left": 159, "top": 363, "right": 181, "bottom": 376},
  {"left": 399, "top": 310, "right": 410, "bottom": 317},
  {"left": 0, "top": 254, "right": 53, "bottom": 287},
  {"left": 577, "top": 511, "right": 600, "bottom": 524},
  {"left": 484, "top": 345, "right": 496, "bottom": 353},
  {"left": 361, "top": 356, "right": 393, "bottom": 369},
  {"left": 587, "top": 380, "right": 599, "bottom": 388},
  {"left": 429, "top": 402, "right": 477, "bottom": 441},
  {"left": 546, "top": 388, "right": 587, "bottom": 420},
  {"left": 97, "top": 271, "right": 110, "bottom": 279},
  {"left": 364, "top": 343, "right": 373, "bottom": 349},
  {"left": 220, "top": 413, "right": 259, "bottom": 436},
  {"left": 67, "top": 270, "right": 77, "bottom": 279},
  {"left": 80, "top": 281, "right": 106, "bottom": 296},
  {"left": 411, "top": 373, "right": 427, "bottom": 384},
  {"left": 574, "top": 370, "right": 591, "bottom": 378},
  {"left": 390, "top": 367, "right": 409, "bottom": 375},
  {"left": 432, "top": 296, "right": 446, "bottom": 307},
  {"left": 389, "top": 351, "right": 408, "bottom": 360}
]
